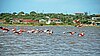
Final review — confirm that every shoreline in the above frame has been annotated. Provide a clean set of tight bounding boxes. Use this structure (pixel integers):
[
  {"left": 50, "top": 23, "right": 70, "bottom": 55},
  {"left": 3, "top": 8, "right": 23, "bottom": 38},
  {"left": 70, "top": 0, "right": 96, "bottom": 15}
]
[{"left": 0, "top": 24, "right": 100, "bottom": 27}]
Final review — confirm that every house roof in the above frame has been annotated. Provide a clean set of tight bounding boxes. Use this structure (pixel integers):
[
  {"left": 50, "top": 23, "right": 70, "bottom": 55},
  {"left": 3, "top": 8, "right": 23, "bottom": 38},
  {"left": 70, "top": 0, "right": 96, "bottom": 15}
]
[
  {"left": 23, "top": 19, "right": 39, "bottom": 22},
  {"left": 0, "top": 20, "right": 5, "bottom": 22},
  {"left": 51, "top": 18, "right": 60, "bottom": 20}
]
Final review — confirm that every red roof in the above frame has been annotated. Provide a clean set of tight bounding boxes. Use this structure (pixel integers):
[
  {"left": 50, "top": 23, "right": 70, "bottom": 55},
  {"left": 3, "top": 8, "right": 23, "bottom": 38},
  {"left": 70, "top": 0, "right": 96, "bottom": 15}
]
[
  {"left": 0, "top": 20, "right": 5, "bottom": 22},
  {"left": 51, "top": 18, "right": 60, "bottom": 20},
  {"left": 23, "top": 19, "right": 39, "bottom": 23}
]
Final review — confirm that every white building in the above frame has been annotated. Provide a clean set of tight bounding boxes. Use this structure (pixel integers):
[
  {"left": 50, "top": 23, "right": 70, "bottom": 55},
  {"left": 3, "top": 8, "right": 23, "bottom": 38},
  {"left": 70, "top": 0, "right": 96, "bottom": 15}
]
[
  {"left": 92, "top": 17, "right": 100, "bottom": 20},
  {"left": 39, "top": 19, "right": 46, "bottom": 22},
  {"left": 46, "top": 18, "right": 63, "bottom": 24}
]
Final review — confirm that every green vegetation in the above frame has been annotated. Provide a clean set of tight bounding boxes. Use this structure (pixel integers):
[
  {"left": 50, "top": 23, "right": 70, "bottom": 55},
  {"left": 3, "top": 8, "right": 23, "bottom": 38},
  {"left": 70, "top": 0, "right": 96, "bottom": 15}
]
[{"left": 0, "top": 11, "right": 97, "bottom": 26}]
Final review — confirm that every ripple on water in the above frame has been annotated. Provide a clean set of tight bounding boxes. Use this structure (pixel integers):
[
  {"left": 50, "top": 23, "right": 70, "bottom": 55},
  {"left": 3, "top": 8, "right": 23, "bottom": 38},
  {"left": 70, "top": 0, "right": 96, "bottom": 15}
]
[{"left": 0, "top": 26, "right": 100, "bottom": 56}]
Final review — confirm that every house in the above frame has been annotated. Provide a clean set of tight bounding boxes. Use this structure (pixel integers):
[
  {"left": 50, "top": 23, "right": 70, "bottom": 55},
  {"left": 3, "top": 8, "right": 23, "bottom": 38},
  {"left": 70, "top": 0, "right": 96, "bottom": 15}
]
[
  {"left": 91, "top": 17, "right": 100, "bottom": 26},
  {"left": 39, "top": 19, "right": 46, "bottom": 23},
  {"left": 92, "top": 17, "right": 100, "bottom": 20},
  {"left": 46, "top": 18, "right": 63, "bottom": 24},
  {"left": 95, "top": 22, "right": 100, "bottom": 26},
  {"left": 10, "top": 18, "right": 39, "bottom": 24},
  {"left": 75, "top": 12, "right": 84, "bottom": 16},
  {"left": 0, "top": 20, "right": 5, "bottom": 24},
  {"left": 11, "top": 18, "right": 23, "bottom": 23},
  {"left": 22, "top": 19, "right": 39, "bottom": 24}
]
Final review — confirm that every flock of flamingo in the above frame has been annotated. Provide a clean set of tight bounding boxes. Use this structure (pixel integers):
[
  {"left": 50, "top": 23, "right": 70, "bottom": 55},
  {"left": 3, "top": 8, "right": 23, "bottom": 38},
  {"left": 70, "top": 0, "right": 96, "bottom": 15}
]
[
  {"left": 0, "top": 26, "right": 84, "bottom": 37},
  {"left": 0, "top": 19, "right": 85, "bottom": 37}
]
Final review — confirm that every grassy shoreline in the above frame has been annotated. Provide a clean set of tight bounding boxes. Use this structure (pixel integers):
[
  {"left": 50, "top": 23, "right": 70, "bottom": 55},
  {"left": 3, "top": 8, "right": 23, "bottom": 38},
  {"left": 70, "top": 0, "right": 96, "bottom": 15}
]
[
  {"left": 0, "top": 24, "right": 72, "bottom": 26},
  {"left": 0, "top": 24, "right": 99, "bottom": 27}
]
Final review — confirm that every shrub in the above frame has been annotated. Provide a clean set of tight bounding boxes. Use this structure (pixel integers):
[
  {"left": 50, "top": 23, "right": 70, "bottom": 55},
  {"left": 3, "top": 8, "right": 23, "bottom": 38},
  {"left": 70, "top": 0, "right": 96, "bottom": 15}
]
[{"left": 50, "top": 22, "right": 56, "bottom": 25}]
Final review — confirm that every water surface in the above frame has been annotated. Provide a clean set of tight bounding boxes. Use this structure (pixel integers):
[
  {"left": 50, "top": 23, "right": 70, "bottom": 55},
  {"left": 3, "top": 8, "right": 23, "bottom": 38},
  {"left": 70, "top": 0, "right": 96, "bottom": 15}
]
[{"left": 0, "top": 26, "right": 100, "bottom": 56}]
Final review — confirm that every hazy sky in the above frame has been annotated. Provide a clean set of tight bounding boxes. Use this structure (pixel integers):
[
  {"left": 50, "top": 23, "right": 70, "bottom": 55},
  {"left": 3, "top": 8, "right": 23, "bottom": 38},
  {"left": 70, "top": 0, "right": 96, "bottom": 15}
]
[{"left": 0, "top": 0, "right": 100, "bottom": 14}]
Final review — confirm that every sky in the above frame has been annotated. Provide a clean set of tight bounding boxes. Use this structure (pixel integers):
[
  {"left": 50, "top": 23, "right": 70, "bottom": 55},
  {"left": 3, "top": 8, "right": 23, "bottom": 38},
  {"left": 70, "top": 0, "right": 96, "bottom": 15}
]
[{"left": 0, "top": 0, "right": 100, "bottom": 14}]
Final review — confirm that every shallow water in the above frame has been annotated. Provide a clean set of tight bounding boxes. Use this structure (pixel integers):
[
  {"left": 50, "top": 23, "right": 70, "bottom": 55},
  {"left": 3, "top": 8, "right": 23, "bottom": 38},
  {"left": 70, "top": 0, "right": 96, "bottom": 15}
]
[{"left": 0, "top": 26, "right": 100, "bottom": 56}]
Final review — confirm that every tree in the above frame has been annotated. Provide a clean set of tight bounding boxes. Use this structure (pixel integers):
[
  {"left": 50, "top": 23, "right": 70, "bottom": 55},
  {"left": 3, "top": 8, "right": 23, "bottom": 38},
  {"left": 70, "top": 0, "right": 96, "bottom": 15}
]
[
  {"left": 30, "top": 11, "right": 37, "bottom": 15},
  {"left": 13, "top": 12, "right": 17, "bottom": 15},
  {"left": 5, "top": 18, "right": 10, "bottom": 23},
  {"left": 0, "top": 13, "right": 12, "bottom": 19},
  {"left": 18, "top": 11, "right": 24, "bottom": 15},
  {"left": 84, "top": 12, "right": 88, "bottom": 16}
]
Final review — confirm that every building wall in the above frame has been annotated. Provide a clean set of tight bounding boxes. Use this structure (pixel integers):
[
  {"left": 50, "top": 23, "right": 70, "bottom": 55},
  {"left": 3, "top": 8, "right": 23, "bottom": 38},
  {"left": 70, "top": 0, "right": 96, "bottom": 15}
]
[{"left": 92, "top": 17, "right": 100, "bottom": 20}]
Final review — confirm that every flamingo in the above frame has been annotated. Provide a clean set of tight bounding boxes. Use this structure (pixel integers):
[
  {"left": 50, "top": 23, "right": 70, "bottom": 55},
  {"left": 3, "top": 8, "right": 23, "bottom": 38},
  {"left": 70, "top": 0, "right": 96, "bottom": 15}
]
[
  {"left": 78, "top": 32, "right": 84, "bottom": 37},
  {"left": 68, "top": 32, "right": 76, "bottom": 35},
  {"left": 0, "top": 27, "right": 9, "bottom": 32},
  {"left": 73, "top": 19, "right": 80, "bottom": 23},
  {"left": 45, "top": 29, "right": 53, "bottom": 35}
]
